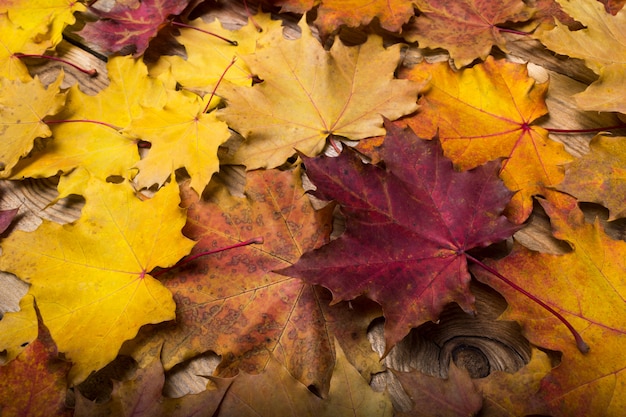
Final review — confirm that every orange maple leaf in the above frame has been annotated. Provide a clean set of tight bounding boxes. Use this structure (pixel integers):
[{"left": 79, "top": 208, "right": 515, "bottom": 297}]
[
  {"left": 399, "top": 57, "right": 572, "bottom": 223},
  {"left": 473, "top": 190, "right": 626, "bottom": 416}
]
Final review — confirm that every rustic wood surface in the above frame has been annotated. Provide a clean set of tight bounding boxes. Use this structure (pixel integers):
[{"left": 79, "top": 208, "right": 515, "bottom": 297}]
[{"left": 1, "top": 0, "right": 626, "bottom": 412}]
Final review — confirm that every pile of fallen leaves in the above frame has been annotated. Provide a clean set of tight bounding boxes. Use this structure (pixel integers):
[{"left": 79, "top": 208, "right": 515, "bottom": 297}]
[{"left": 1, "top": 0, "right": 626, "bottom": 415}]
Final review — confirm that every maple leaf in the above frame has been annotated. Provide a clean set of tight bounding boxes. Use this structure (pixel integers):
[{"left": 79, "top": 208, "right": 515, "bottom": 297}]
[
  {"left": 217, "top": 19, "right": 424, "bottom": 170},
  {"left": 399, "top": 57, "right": 573, "bottom": 223},
  {"left": 217, "top": 340, "right": 392, "bottom": 417},
  {"left": 0, "top": 73, "right": 66, "bottom": 177},
  {"left": 73, "top": 355, "right": 231, "bottom": 417},
  {"left": 558, "top": 135, "right": 626, "bottom": 221},
  {"left": 126, "top": 166, "right": 382, "bottom": 395},
  {"left": 0, "top": 306, "right": 72, "bottom": 417},
  {"left": 1, "top": 0, "right": 86, "bottom": 47},
  {"left": 150, "top": 14, "right": 282, "bottom": 92},
  {"left": 472, "top": 190, "right": 626, "bottom": 416},
  {"left": 405, "top": 0, "right": 534, "bottom": 68},
  {"left": 269, "top": 0, "right": 417, "bottom": 35},
  {"left": 0, "top": 294, "right": 37, "bottom": 363},
  {"left": 392, "top": 364, "right": 482, "bottom": 417},
  {"left": 280, "top": 122, "right": 521, "bottom": 349},
  {"left": 78, "top": 0, "right": 192, "bottom": 56},
  {"left": 125, "top": 89, "right": 230, "bottom": 193},
  {"left": 536, "top": 0, "right": 626, "bottom": 113},
  {"left": 0, "top": 177, "right": 195, "bottom": 384},
  {"left": 10, "top": 56, "right": 166, "bottom": 187}
]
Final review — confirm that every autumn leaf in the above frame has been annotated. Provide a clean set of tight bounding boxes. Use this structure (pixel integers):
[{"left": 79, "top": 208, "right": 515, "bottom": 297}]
[
  {"left": 269, "top": 0, "right": 417, "bottom": 35},
  {"left": 10, "top": 56, "right": 166, "bottom": 187},
  {"left": 472, "top": 190, "right": 626, "bottom": 416},
  {"left": 558, "top": 135, "right": 626, "bottom": 221},
  {"left": 78, "top": 0, "right": 191, "bottom": 56},
  {"left": 0, "top": 294, "right": 37, "bottom": 363},
  {"left": 399, "top": 57, "right": 572, "bottom": 223},
  {"left": 0, "top": 73, "right": 66, "bottom": 177},
  {"left": 405, "top": 0, "right": 534, "bottom": 68},
  {"left": 0, "top": 205, "right": 18, "bottom": 234},
  {"left": 476, "top": 348, "right": 554, "bottom": 416},
  {"left": 280, "top": 122, "right": 521, "bottom": 349},
  {"left": 536, "top": 0, "right": 626, "bottom": 113},
  {"left": 73, "top": 355, "right": 231, "bottom": 417},
  {"left": 150, "top": 13, "right": 282, "bottom": 92},
  {"left": 217, "top": 340, "right": 392, "bottom": 417},
  {"left": 393, "top": 364, "right": 482, "bottom": 417},
  {"left": 125, "top": 88, "right": 230, "bottom": 193},
  {"left": 1, "top": 0, "right": 86, "bottom": 47},
  {"left": 0, "top": 177, "right": 195, "bottom": 384},
  {"left": 0, "top": 303, "right": 72, "bottom": 417},
  {"left": 125, "top": 166, "right": 383, "bottom": 394},
  {"left": 217, "top": 19, "right": 424, "bottom": 169}
]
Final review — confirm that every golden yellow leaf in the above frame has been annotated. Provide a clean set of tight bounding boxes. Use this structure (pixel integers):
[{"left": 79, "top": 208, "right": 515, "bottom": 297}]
[
  {"left": 125, "top": 89, "right": 230, "bottom": 193},
  {"left": 1, "top": 0, "right": 85, "bottom": 47},
  {"left": 217, "top": 19, "right": 424, "bottom": 169},
  {"left": 150, "top": 13, "right": 282, "bottom": 92},
  {"left": 0, "top": 294, "right": 37, "bottom": 363},
  {"left": 0, "top": 73, "right": 65, "bottom": 176},
  {"left": 537, "top": 0, "right": 626, "bottom": 113},
  {"left": 0, "top": 177, "right": 195, "bottom": 384},
  {"left": 10, "top": 56, "right": 167, "bottom": 187}
]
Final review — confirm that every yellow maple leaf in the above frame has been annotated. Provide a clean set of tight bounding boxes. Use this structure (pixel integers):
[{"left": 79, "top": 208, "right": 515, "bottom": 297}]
[
  {"left": 0, "top": 294, "right": 37, "bottom": 363},
  {"left": 150, "top": 13, "right": 282, "bottom": 92},
  {"left": 537, "top": 0, "right": 626, "bottom": 113},
  {"left": 0, "top": 14, "right": 44, "bottom": 81},
  {"left": 1, "top": 0, "right": 85, "bottom": 47},
  {"left": 400, "top": 57, "right": 573, "bottom": 223},
  {"left": 125, "top": 89, "right": 230, "bottom": 193},
  {"left": 0, "top": 73, "right": 65, "bottom": 177},
  {"left": 0, "top": 177, "right": 195, "bottom": 384},
  {"left": 217, "top": 19, "right": 424, "bottom": 170},
  {"left": 10, "top": 56, "right": 167, "bottom": 187}
]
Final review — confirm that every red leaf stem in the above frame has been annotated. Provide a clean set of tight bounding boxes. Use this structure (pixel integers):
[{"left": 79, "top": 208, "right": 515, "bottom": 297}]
[
  {"left": 204, "top": 56, "right": 237, "bottom": 113},
  {"left": 170, "top": 20, "right": 238, "bottom": 45},
  {"left": 14, "top": 53, "right": 97, "bottom": 77}
]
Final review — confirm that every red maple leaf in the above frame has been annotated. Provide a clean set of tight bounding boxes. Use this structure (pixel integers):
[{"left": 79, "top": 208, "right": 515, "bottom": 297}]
[
  {"left": 280, "top": 121, "right": 521, "bottom": 348},
  {"left": 78, "top": 0, "right": 191, "bottom": 56}
]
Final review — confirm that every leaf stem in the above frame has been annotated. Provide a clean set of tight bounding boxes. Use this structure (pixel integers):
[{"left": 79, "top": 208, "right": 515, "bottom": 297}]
[
  {"left": 14, "top": 53, "right": 98, "bottom": 76},
  {"left": 153, "top": 236, "right": 263, "bottom": 277},
  {"left": 466, "top": 253, "right": 590, "bottom": 354},
  {"left": 496, "top": 27, "right": 531, "bottom": 36},
  {"left": 45, "top": 119, "right": 120, "bottom": 131},
  {"left": 243, "top": 0, "right": 262, "bottom": 32},
  {"left": 204, "top": 56, "right": 237, "bottom": 113},
  {"left": 170, "top": 20, "right": 238, "bottom": 45}
]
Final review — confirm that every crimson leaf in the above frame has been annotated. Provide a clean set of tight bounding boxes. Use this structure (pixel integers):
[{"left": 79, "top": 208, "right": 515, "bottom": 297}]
[{"left": 279, "top": 121, "right": 521, "bottom": 348}]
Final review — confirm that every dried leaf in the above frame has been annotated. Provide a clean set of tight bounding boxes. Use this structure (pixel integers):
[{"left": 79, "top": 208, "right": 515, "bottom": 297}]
[
  {"left": 217, "top": 19, "right": 423, "bottom": 169},
  {"left": 280, "top": 122, "right": 520, "bottom": 348},
  {"left": 399, "top": 57, "right": 572, "bottom": 223},
  {"left": 0, "top": 178, "right": 195, "bottom": 384}
]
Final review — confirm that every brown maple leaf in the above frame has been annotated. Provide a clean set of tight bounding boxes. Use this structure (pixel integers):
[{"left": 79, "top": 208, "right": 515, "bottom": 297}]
[
  {"left": 406, "top": 0, "right": 535, "bottom": 67},
  {"left": 128, "top": 166, "right": 382, "bottom": 395}
]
